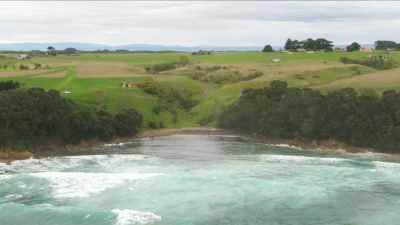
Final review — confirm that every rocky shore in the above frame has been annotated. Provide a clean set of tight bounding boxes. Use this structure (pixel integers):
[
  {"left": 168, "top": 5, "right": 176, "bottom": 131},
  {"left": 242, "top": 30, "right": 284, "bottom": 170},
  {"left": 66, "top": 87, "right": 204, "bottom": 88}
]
[{"left": 1, "top": 127, "right": 400, "bottom": 163}]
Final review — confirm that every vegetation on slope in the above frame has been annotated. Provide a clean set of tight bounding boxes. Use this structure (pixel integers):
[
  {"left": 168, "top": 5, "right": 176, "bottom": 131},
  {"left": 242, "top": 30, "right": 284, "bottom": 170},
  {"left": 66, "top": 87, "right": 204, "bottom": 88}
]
[
  {"left": 1, "top": 51, "right": 400, "bottom": 130},
  {"left": 0, "top": 81, "right": 143, "bottom": 149},
  {"left": 218, "top": 80, "right": 400, "bottom": 152}
]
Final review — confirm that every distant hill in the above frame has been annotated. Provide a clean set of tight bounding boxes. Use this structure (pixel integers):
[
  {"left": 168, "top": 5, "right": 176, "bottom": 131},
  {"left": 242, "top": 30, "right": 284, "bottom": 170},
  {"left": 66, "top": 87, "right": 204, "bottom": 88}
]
[
  {"left": 0, "top": 42, "right": 266, "bottom": 52},
  {"left": 0, "top": 42, "right": 375, "bottom": 52}
]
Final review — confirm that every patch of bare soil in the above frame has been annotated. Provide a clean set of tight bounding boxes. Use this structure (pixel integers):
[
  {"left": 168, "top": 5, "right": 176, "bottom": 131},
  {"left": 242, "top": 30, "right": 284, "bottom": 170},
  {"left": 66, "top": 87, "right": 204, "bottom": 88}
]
[{"left": 0, "top": 70, "right": 45, "bottom": 77}]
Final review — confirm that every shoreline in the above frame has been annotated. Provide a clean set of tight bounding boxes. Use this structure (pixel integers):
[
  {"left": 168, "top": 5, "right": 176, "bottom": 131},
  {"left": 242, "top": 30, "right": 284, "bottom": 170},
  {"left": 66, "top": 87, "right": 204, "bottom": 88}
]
[{"left": 1, "top": 127, "right": 400, "bottom": 163}]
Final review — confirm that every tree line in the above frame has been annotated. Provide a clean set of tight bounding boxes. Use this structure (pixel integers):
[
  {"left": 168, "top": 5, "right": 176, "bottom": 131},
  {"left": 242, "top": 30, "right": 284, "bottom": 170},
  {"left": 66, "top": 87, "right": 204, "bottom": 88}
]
[
  {"left": 375, "top": 41, "right": 400, "bottom": 50},
  {"left": 218, "top": 80, "right": 400, "bottom": 153},
  {"left": 262, "top": 39, "right": 400, "bottom": 53},
  {"left": 285, "top": 38, "right": 334, "bottom": 51},
  {"left": 0, "top": 82, "right": 143, "bottom": 149}
]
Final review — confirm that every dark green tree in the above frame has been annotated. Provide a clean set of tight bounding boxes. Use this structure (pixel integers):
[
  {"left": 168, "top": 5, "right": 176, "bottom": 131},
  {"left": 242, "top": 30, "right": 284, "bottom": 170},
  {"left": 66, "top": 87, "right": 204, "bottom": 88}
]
[
  {"left": 346, "top": 42, "right": 361, "bottom": 52},
  {"left": 375, "top": 40, "right": 398, "bottom": 50},
  {"left": 284, "top": 39, "right": 293, "bottom": 50},
  {"left": 217, "top": 80, "right": 400, "bottom": 153},
  {"left": 0, "top": 81, "right": 20, "bottom": 91},
  {"left": 47, "top": 46, "right": 56, "bottom": 56},
  {"left": 63, "top": 48, "right": 78, "bottom": 54},
  {"left": 262, "top": 45, "right": 274, "bottom": 52}
]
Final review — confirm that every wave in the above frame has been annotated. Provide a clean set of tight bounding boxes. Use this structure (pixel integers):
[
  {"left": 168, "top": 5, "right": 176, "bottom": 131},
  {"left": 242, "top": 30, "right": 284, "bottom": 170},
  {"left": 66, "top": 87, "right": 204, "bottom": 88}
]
[
  {"left": 258, "top": 154, "right": 347, "bottom": 164},
  {"left": 0, "top": 174, "right": 11, "bottom": 180},
  {"left": 0, "top": 154, "right": 155, "bottom": 173},
  {"left": 104, "top": 142, "right": 135, "bottom": 147},
  {"left": 258, "top": 154, "right": 400, "bottom": 171},
  {"left": 266, "top": 143, "right": 303, "bottom": 150},
  {"left": 373, "top": 160, "right": 400, "bottom": 169},
  {"left": 33, "top": 172, "right": 161, "bottom": 198},
  {"left": 112, "top": 209, "right": 161, "bottom": 225}
]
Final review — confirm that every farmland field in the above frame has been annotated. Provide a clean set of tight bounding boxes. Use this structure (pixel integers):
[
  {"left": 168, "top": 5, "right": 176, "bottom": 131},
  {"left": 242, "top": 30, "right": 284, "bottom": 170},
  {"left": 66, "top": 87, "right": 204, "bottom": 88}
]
[{"left": 1, "top": 51, "right": 400, "bottom": 128}]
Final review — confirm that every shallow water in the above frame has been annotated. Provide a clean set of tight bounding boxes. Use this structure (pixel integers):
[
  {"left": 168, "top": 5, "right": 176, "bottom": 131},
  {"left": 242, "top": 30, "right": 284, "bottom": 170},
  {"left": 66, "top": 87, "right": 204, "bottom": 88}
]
[{"left": 1, "top": 135, "right": 400, "bottom": 225}]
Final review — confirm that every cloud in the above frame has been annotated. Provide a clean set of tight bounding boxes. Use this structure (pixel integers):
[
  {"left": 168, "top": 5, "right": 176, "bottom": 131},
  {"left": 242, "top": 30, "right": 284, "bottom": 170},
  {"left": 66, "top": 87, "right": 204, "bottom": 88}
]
[{"left": 0, "top": 1, "right": 400, "bottom": 46}]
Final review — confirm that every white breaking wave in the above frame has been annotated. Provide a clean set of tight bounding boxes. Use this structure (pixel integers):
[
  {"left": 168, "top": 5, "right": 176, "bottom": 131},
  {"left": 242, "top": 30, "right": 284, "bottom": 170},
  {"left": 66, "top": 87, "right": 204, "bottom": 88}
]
[
  {"left": 112, "top": 209, "right": 161, "bottom": 225},
  {"left": 104, "top": 142, "right": 133, "bottom": 147},
  {"left": 58, "top": 154, "right": 152, "bottom": 162},
  {"left": 258, "top": 154, "right": 348, "bottom": 164},
  {"left": 0, "top": 154, "right": 154, "bottom": 173},
  {"left": 266, "top": 143, "right": 303, "bottom": 150},
  {"left": 5, "top": 193, "right": 23, "bottom": 199},
  {"left": 0, "top": 174, "right": 11, "bottom": 180},
  {"left": 373, "top": 161, "right": 400, "bottom": 169},
  {"left": 33, "top": 172, "right": 161, "bottom": 198}
]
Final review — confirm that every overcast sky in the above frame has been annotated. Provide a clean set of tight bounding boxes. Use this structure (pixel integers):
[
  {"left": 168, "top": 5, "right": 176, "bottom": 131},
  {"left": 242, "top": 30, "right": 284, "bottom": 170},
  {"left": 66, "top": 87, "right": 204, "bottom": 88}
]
[{"left": 1, "top": 1, "right": 400, "bottom": 46}]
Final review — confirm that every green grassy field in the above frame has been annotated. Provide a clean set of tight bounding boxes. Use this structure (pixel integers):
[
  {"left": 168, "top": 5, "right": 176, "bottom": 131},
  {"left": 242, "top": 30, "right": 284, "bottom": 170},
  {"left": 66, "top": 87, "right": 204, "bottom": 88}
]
[{"left": 1, "top": 51, "right": 400, "bottom": 128}]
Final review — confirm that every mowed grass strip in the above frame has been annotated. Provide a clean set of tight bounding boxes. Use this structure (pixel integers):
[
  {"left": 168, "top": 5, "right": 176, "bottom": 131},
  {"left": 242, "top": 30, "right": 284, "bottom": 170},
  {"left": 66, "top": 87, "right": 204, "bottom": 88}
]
[{"left": 319, "top": 67, "right": 400, "bottom": 91}]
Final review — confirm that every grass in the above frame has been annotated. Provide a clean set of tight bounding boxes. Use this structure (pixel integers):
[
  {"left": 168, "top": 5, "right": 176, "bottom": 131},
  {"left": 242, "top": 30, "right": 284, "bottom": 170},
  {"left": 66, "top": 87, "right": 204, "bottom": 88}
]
[{"left": 1, "top": 51, "right": 399, "bottom": 127}]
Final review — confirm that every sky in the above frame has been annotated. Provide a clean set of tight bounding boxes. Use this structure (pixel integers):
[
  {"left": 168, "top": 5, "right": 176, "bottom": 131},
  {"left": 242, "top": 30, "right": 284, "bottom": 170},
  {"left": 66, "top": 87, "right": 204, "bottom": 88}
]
[{"left": 1, "top": 1, "right": 400, "bottom": 46}]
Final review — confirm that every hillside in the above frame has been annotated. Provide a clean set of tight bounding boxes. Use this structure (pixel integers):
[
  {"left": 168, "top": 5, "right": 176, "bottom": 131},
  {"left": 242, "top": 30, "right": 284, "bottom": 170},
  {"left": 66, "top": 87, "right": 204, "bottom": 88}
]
[{"left": 1, "top": 51, "right": 399, "bottom": 128}]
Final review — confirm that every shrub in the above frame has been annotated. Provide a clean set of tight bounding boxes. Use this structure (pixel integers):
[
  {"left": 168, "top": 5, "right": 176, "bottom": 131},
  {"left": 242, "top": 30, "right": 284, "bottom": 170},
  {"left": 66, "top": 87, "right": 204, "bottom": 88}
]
[
  {"left": 145, "top": 56, "right": 191, "bottom": 74},
  {"left": 340, "top": 56, "right": 397, "bottom": 70},
  {"left": 145, "top": 62, "right": 176, "bottom": 74},
  {"left": 189, "top": 69, "right": 263, "bottom": 84},
  {"left": 218, "top": 80, "right": 400, "bottom": 152},
  {"left": 178, "top": 56, "right": 190, "bottom": 66},
  {"left": 141, "top": 80, "right": 198, "bottom": 113},
  {"left": 0, "top": 81, "right": 20, "bottom": 91},
  {"left": 113, "top": 108, "right": 143, "bottom": 136},
  {"left": 19, "top": 64, "right": 29, "bottom": 70},
  {"left": 0, "top": 88, "right": 143, "bottom": 148}
]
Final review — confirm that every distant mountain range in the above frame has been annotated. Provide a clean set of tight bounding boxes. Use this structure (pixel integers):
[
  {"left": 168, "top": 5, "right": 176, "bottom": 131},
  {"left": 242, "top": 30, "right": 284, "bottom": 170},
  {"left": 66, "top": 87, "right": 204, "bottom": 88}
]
[
  {"left": 0, "top": 42, "right": 267, "bottom": 52},
  {"left": 0, "top": 42, "right": 375, "bottom": 52}
]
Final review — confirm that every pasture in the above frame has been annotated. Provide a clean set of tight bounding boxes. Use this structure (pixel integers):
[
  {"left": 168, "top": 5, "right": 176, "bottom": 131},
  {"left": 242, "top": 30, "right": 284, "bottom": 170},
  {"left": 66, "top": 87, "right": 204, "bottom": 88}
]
[{"left": 1, "top": 51, "right": 399, "bottom": 127}]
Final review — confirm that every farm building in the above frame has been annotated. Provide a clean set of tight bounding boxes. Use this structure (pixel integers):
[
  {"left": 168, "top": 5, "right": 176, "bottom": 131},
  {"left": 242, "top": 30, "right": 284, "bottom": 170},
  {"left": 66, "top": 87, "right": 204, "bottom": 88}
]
[
  {"left": 121, "top": 81, "right": 144, "bottom": 88},
  {"left": 360, "top": 48, "right": 373, "bottom": 53},
  {"left": 16, "top": 54, "right": 31, "bottom": 60}
]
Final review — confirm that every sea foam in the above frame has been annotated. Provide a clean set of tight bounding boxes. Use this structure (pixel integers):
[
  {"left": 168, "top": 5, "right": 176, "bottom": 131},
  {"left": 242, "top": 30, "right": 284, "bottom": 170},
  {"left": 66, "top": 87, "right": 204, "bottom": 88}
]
[
  {"left": 33, "top": 172, "right": 160, "bottom": 198},
  {"left": 0, "top": 154, "right": 154, "bottom": 173},
  {"left": 112, "top": 209, "right": 161, "bottom": 225},
  {"left": 259, "top": 154, "right": 348, "bottom": 164},
  {"left": 373, "top": 160, "right": 400, "bottom": 169}
]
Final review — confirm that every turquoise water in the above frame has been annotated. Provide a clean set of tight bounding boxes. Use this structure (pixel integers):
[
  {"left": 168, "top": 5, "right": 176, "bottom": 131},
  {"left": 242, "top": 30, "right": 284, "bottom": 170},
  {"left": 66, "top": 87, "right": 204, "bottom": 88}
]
[{"left": 1, "top": 135, "right": 400, "bottom": 225}]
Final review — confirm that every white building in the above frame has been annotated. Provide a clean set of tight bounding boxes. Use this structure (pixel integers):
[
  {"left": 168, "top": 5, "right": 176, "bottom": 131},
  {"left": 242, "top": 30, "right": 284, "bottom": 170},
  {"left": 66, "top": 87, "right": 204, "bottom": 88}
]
[{"left": 16, "top": 54, "right": 31, "bottom": 60}]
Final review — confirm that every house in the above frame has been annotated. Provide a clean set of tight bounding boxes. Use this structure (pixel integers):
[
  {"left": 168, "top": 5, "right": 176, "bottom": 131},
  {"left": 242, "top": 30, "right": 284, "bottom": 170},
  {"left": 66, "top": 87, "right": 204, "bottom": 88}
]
[
  {"left": 16, "top": 54, "right": 31, "bottom": 60},
  {"left": 271, "top": 58, "right": 281, "bottom": 63},
  {"left": 296, "top": 48, "right": 306, "bottom": 52},
  {"left": 360, "top": 48, "right": 373, "bottom": 53},
  {"left": 63, "top": 90, "right": 71, "bottom": 95},
  {"left": 334, "top": 47, "right": 346, "bottom": 52}
]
